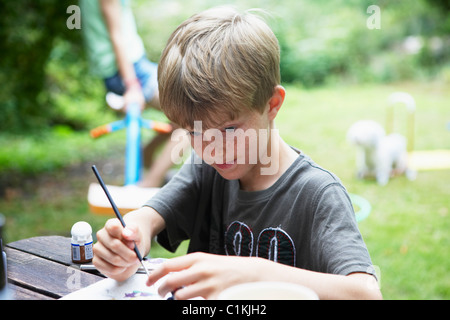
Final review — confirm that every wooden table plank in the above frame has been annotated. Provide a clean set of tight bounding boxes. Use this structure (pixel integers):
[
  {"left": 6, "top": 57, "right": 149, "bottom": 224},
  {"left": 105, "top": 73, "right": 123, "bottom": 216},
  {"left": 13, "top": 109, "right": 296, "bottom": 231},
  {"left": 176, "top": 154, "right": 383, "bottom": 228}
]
[
  {"left": 5, "top": 236, "right": 105, "bottom": 299},
  {"left": 6, "top": 247, "right": 103, "bottom": 299},
  {"left": 8, "top": 283, "right": 54, "bottom": 300},
  {"left": 7, "top": 235, "right": 72, "bottom": 265}
]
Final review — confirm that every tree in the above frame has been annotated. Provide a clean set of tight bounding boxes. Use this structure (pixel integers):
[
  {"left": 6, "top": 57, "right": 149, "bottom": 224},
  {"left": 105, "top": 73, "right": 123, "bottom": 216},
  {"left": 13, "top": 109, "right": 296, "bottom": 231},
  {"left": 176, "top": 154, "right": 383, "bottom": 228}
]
[{"left": 0, "top": 0, "right": 83, "bottom": 133}]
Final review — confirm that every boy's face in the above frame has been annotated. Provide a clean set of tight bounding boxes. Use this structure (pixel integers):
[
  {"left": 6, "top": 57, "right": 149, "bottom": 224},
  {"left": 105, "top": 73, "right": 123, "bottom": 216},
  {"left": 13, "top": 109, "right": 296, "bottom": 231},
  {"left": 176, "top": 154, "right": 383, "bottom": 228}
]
[{"left": 186, "top": 106, "right": 273, "bottom": 181}]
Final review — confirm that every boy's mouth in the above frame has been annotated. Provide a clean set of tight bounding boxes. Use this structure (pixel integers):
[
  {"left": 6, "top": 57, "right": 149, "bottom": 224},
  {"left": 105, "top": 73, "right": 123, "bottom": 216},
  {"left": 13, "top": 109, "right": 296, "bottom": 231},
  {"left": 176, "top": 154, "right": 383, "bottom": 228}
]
[{"left": 214, "top": 160, "right": 236, "bottom": 170}]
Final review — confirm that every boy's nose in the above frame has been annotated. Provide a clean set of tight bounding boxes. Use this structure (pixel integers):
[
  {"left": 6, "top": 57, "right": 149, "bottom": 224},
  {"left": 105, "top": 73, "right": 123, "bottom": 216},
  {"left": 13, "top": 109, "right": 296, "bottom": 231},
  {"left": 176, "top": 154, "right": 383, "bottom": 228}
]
[{"left": 202, "top": 142, "right": 225, "bottom": 164}]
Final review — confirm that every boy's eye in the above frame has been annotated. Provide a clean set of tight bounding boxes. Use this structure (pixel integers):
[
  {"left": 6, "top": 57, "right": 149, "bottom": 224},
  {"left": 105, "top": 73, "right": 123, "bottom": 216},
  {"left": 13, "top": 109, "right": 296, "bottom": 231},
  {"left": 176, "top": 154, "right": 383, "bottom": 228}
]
[
  {"left": 189, "top": 131, "right": 202, "bottom": 137},
  {"left": 224, "top": 126, "right": 236, "bottom": 132}
]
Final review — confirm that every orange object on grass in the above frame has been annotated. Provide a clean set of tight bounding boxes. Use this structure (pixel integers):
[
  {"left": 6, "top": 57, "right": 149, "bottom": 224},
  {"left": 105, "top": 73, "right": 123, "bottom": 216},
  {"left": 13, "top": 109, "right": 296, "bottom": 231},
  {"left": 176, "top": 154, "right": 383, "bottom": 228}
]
[
  {"left": 90, "top": 125, "right": 111, "bottom": 138},
  {"left": 152, "top": 121, "right": 173, "bottom": 134}
]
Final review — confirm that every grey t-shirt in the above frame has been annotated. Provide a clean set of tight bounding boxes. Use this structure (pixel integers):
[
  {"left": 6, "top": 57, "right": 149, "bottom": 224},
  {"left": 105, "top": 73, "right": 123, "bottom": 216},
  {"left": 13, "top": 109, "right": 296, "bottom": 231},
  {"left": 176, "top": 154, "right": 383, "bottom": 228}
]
[{"left": 145, "top": 150, "right": 374, "bottom": 276}]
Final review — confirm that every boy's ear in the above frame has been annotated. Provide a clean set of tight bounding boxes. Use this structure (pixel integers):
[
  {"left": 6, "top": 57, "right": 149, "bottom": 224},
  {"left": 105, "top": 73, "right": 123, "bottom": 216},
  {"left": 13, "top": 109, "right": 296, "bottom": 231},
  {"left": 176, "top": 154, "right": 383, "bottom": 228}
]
[{"left": 267, "top": 85, "right": 286, "bottom": 121}]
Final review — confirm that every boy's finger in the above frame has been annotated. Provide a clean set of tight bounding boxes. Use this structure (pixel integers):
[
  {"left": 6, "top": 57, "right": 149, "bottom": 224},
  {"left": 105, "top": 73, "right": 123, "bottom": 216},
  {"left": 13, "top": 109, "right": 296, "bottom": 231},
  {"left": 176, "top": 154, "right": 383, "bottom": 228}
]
[
  {"left": 146, "top": 263, "right": 171, "bottom": 287},
  {"left": 104, "top": 218, "right": 125, "bottom": 238},
  {"left": 104, "top": 219, "right": 139, "bottom": 250},
  {"left": 93, "top": 240, "right": 137, "bottom": 267},
  {"left": 93, "top": 254, "right": 139, "bottom": 282},
  {"left": 122, "top": 224, "right": 140, "bottom": 241},
  {"left": 157, "top": 269, "right": 202, "bottom": 298},
  {"left": 146, "top": 254, "right": 197, "bottom": 287},
  {"left": 172, "top": 282, "right": 209, "bottom": 300}
]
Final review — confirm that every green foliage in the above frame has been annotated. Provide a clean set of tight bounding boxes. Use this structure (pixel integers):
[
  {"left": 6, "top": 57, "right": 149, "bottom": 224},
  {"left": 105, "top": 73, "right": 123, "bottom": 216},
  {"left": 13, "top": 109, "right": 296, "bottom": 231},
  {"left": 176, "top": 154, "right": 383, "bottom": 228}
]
[
  {"left": 1, "top": 0, "right": 448, "bottom": 133},
  {"left": 136, "top": 0, "right": 450, "bottom": 87},
  {"left": 272, "top": 0, "right": 450, "bottom": 87},
  {"left": 44, "top": 37, "right": 107, "bottom": 130},
  {"left": 0, "top": 0, "right": 103, "bottom": 133},
  {"left": 0, "top": 128, "right": 122, "bottom": 189},
  {"left": 1, "top": 0, "right": 67, "bottom": 131}
]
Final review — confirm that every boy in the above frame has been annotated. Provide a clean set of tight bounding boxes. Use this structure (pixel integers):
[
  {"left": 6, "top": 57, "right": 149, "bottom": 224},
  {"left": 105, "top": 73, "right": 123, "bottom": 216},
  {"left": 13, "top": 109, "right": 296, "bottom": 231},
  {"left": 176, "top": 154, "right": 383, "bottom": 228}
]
[{"left": 93, "top": 7, "right": 382, "bottom": 300}]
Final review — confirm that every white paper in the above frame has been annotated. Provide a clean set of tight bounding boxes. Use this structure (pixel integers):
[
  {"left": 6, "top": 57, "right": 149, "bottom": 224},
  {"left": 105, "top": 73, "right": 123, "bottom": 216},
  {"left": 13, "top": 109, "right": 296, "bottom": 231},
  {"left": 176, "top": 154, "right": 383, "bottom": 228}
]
[
  {"left": 61, "top": 273, "right": 170, "bottom": 300},
  {"left": 61, "top": 259, "right": 169, "bottom": 300}
]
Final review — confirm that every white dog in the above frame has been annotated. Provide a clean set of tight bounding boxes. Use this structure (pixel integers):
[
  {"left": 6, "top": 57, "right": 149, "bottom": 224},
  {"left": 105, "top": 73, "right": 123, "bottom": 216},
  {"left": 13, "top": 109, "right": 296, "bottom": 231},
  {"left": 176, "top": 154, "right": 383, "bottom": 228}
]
[{"left": 347, "top": 120, "right": 415, "bottom": 185}]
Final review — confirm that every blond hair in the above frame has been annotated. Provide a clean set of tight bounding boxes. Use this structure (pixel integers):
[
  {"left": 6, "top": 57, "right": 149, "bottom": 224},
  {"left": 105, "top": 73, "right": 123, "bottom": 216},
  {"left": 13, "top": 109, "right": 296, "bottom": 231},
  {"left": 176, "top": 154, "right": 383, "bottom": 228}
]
[{"left": 158, "top": 6, "right": 280, "bottom": 129}]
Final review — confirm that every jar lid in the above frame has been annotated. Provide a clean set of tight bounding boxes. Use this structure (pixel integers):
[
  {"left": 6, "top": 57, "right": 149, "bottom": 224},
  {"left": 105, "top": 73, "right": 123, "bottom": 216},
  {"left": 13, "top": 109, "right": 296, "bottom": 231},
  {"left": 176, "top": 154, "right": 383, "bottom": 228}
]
[{"left": 71, "top": 221, "right": 92, "bottom": 242}]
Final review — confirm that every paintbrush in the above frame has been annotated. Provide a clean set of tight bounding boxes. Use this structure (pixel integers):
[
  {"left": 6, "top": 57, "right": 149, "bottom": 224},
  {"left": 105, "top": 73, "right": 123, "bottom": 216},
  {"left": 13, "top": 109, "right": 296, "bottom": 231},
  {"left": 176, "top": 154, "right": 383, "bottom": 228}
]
[{"left": 91, "top": 165, "right": 151, "bottom": 278}]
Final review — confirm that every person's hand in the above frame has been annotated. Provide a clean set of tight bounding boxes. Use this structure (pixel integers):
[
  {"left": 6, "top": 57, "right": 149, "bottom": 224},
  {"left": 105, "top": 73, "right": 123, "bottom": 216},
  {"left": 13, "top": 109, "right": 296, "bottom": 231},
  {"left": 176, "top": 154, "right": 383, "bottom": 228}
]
[
  {"left": 146, "top": 252, "right": 271, "bottom": 300},
  {"left": 93, "top": 219, "right": 146, "bottom": 281},
  {"left": 123, "top": 82, "right": 145, "bottom": 111}
]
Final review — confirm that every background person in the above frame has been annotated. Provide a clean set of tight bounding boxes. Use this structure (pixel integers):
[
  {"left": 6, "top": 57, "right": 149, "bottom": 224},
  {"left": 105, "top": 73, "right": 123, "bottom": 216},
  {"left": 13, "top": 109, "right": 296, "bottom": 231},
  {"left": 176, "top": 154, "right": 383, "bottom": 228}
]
[{"left": 80, "top": 0, "right": 182, "bottom": 187}]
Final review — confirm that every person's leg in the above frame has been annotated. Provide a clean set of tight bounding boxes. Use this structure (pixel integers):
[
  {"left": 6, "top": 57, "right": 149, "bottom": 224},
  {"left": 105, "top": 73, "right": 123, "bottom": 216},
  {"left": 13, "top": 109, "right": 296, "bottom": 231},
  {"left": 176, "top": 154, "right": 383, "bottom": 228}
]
[
  {"left": 134, "top": 56, "right": 160, "bottom": 109},
  {"left": 138, "top": 138, "right": 184, "bottom": 187}
]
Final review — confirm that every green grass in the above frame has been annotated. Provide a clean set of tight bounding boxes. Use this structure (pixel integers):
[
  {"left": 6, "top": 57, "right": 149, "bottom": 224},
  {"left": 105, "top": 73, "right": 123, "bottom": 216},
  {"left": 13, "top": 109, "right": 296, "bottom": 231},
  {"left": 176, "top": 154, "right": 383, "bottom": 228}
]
[
  {"left": 278, "top": 81, "right": 450, "bottom": 299},
  {"left": 1, "top": 81, "right": 448, "bottom": 299},
  {"left": 0, "top": 130, "right": 124, "bottom": 241}
]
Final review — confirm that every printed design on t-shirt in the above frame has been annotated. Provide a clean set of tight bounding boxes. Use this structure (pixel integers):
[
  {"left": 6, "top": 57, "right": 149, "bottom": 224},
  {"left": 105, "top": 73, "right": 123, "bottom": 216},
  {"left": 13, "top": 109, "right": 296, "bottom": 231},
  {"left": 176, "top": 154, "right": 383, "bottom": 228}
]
[
  {"left": 224, "top": 222, "right": 296, "bottom": 267},
  {"left": 256, "top": 227, "right": 296, "bottom": 267},
  {"left": 224, "top": 221, "right": 254, "bottom": 257}
]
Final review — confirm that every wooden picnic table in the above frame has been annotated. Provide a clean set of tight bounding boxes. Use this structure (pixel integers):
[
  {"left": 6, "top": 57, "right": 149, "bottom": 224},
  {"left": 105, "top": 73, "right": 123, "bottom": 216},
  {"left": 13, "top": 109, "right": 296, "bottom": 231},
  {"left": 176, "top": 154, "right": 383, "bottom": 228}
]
[{"left": 5, "top": 236, "right": 104, "bottom": 300}]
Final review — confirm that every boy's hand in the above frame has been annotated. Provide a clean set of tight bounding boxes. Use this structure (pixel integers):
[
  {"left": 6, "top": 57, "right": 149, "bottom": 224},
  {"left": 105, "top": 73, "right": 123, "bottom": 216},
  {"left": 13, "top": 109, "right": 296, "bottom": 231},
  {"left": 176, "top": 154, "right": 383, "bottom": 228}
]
[
  {"left": 93, "top": 219, "right": 145, "bottom": 281},
  {"left": 146, "top": 253, "right": 270, "bottom": 300}
]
